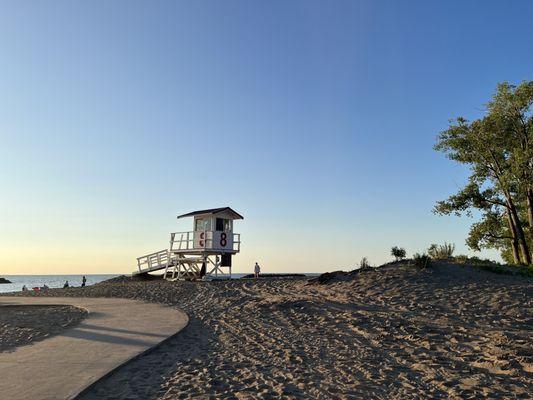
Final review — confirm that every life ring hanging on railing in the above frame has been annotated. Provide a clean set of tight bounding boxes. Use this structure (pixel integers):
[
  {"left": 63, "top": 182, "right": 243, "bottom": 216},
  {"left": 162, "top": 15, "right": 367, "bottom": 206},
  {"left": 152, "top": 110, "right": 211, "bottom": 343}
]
[
  {"left": 220, "top": 232, "right": 227, "bottom": 247},
  {"left": 199, "top": 232, "right": 205, "bottom": 247}
]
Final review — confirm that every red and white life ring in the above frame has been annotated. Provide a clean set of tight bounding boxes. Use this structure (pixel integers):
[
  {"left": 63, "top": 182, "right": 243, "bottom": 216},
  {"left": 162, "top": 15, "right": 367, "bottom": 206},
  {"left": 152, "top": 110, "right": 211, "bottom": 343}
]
[{"left": 198, "top": 232, "right": 205, "bottom": 247}]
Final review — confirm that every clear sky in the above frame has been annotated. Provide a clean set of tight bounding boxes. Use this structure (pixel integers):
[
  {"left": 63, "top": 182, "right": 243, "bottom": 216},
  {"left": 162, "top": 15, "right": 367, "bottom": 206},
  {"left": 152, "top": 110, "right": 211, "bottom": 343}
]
[{"left": 1, "top": 1, "right": 532, "bottom": 275}]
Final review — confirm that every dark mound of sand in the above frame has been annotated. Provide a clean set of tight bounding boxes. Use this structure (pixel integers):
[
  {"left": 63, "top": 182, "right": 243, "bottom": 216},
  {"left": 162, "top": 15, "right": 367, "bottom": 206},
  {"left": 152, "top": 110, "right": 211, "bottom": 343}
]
[
  {"left": 102, "top": 274, "right": 164, "bottom": 284},
  {"left": 308, "top": 266, "right": 379, "bottom": 284},
  {"left": 240, "top": 273, "right": 306, "bottom": 279}
]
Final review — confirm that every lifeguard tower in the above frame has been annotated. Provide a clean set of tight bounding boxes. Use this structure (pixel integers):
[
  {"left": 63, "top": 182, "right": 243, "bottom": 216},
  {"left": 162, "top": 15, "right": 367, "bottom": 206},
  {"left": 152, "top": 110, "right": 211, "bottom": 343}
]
[{"left": 133, "top": 207, "right": 243, "bottom": 280}]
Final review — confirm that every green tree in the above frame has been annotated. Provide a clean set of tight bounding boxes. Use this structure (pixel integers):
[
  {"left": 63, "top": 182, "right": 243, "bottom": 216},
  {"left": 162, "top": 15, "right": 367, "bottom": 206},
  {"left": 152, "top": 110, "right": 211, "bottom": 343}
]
[
  {"left": 487, "top": 82, "right": 533, "bottom": 249},
  {"left": 434, "top": 81, "right": 533, "bottom": 265},
  {"left": 434, "top": 181, "right": 522, "bottom": 264}
]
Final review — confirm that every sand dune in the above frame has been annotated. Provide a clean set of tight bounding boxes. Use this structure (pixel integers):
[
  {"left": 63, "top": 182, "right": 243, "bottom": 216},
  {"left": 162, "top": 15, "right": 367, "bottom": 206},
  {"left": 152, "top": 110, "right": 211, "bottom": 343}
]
[{"left": 5, "top": 263, "right": 532, "bottom": 399}]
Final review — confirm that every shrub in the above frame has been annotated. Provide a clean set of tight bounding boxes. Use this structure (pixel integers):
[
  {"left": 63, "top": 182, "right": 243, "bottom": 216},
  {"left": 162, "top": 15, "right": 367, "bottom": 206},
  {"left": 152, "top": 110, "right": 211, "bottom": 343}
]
[
  {"left": 427, "top": 242, "right": 455, "bottom": 259},
  {"left": 477, "top": 264, "right": 507, "bottom": 274},
  {"left": 517, "top": 265, "right": 533, "bottom": 277},
  {"left": 413, "top": 253, "right": 431, "bottom": 268},
  {"left": 454, "top": 254, "right": 469, "bottom": 263},
  {"left": 391, "top": 246, "right": 407, "bottom": 261},
  {"left": 454, "top": 255, "right": 500, "bottom": 266},
  {"left": 359, "top": 257, "right": 371, "bottom": 269},
  {"left": 474, "top": 263, "right": 533, "bottom": 277}
]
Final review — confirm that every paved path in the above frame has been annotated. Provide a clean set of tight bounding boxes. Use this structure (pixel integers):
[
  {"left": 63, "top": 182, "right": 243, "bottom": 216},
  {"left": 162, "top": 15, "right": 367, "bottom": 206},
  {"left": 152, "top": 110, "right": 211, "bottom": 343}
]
[{"left": 0, "top": 297, "right": 188, "bottom": 400}]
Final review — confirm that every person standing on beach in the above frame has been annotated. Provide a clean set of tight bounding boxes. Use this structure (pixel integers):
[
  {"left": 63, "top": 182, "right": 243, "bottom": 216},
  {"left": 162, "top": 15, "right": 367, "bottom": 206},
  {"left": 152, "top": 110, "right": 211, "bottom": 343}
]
[
  {"left": 81, "top": 276, "right": 87, "bottom": 287},
  {"left": 63, "top": 280, "right": 69, "bottom": 288},
  {"left": 254, "top": 262, "right": 261, "bottom": 279}
]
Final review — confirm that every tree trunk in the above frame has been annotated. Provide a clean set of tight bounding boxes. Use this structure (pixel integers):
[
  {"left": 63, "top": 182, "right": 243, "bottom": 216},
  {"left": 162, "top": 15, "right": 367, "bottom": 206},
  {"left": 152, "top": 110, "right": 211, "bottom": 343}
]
[
  {"left": 508, "top": 198, "right": 532, "bottom": 265},
  {"left": 527, "top": 188, "right": 533, "bottom": 246},
  {"left": 505, "top": 211, "right": 521, "bottom": 264}
]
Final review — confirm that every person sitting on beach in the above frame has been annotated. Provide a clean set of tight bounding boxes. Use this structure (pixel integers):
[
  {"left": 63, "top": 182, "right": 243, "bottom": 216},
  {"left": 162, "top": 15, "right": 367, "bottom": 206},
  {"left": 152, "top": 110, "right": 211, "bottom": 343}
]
[
  {"left": 254, "top": 262, "right": 261, "bottom": 279},
  {"left": 81, "top": 276, "right": 87, "bottom": 287},
  {"left": 63, "top": 280, "right": 69, "bottom": 288}
]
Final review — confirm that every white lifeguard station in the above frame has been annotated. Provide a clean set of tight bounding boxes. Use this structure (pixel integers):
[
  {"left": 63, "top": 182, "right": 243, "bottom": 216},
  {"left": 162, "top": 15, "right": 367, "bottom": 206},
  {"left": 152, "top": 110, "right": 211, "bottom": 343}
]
[{"left": 134, "top": 207, "right": 243, "bottom": 280}]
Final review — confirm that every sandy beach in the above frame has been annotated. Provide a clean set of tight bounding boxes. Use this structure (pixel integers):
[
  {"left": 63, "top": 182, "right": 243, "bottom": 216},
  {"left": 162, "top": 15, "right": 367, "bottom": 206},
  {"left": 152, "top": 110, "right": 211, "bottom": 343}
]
[
  {"left": 0, "top": 305, "right": 87, "bottom": 352},
  {"left": 4, "top": 262, "right": 532, "bottom": 399}
]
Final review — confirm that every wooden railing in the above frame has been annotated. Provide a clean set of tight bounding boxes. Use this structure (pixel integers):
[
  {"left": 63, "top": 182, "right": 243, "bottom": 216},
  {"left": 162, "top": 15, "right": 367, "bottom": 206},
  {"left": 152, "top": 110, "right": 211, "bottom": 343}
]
[
  {"left": 136, "top": 249, "right": 170, "bottom": 273},
  {"left": 169, "top": 231, "right": 241, "bottom": 252},
  {"left": 233, "top": 233, "right": 241, "bottom": 252}
]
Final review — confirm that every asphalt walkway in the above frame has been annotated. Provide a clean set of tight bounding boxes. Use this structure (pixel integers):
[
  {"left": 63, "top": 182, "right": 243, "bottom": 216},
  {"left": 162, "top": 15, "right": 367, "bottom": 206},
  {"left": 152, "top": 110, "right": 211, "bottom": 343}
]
[{"left": 0, "top": 296, "right": 188, "bottom": 400}]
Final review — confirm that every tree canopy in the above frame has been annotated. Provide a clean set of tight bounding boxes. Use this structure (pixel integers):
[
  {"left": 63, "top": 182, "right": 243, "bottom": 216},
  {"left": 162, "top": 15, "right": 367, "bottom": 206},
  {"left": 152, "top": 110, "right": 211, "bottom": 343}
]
[{"left": 434, "top": 81, "right": 533, "bottom": 265}]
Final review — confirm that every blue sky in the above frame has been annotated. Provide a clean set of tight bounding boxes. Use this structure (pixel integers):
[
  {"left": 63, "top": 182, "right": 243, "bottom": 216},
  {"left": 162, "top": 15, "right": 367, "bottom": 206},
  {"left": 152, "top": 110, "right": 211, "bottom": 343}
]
[{"left": 1, "top": 1, "right": 532, "bottom": 274}]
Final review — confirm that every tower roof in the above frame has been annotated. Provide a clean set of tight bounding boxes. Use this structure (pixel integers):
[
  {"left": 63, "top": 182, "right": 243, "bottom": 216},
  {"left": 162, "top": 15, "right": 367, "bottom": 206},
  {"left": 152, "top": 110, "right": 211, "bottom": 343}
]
[{"left": 177, "top": 207, "right": 244, "bottom": 220}]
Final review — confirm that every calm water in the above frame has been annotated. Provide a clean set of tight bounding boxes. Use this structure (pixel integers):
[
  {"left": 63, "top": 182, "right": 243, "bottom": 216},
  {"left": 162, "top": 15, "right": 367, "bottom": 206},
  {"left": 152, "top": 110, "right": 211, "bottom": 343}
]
[
  {"left": 0, "top": 275, "right": 119, "bottom": 294},
  {"left": 0, "top": 273, "right": 320, "bottom": 294}
]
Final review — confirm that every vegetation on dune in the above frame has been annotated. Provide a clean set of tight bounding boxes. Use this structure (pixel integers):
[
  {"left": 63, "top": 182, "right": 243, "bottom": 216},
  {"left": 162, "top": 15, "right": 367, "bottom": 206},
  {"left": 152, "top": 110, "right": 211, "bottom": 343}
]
[
  {"left": 350, "top": 241, "right": 533, "bottom": 277},
  {"left": 454, "top": 254, "right": 495, "bottom": 265},
  {"left": 427, "top": 242, "right": 455, "bottom": 260},
  {"left": 451, "top": 254, "right": 533, "bottom": 277},
  {"left": 359, "top": 257, "right": 371, "bottom": 270},
  {"left": 434, "top": 81, "right": 533, "bottom": 265},
  {"left": 412, "top": 253, "right": 431, "bottom": 269},
  {"left": 391, "top": 246, "right": 406, "bottom": 262}
]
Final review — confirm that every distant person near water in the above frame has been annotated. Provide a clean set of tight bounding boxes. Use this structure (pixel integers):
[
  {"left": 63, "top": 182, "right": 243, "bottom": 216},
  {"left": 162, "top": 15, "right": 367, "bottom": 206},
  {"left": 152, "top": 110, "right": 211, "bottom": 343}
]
[
  {"left": 81, "top": 276, "right": 87, "bottom": 287},
  {"left": 254, "top": 262, "right": 261, "bottom": 279},
  {"left": 22, "top": 285, "right": 27, "bottom": 292},
  {"left": 63, "top": 280, "right": 69, "bottom": 288}
]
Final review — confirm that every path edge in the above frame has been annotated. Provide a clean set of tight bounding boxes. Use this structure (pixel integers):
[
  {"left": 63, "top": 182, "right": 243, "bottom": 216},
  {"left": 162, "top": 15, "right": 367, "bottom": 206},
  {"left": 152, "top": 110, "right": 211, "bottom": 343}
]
[{"left": 71, "top": 304, "right": 189, "bottom": 400}]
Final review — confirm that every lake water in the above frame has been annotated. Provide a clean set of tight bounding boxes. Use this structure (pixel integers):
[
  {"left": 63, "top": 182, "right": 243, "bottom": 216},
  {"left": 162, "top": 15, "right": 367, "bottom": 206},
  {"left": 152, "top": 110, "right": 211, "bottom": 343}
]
[
  {"left": 0, "top": 275, "right": 119, "bottom": 294},
  {"left": 0, "top": 272, "right": 321, "bottom": 294}
]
